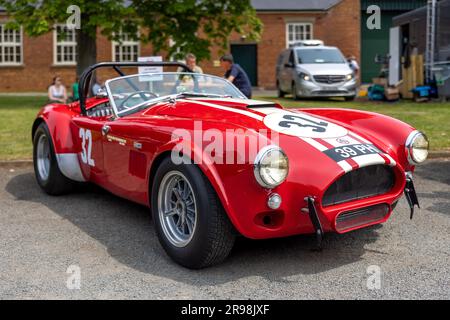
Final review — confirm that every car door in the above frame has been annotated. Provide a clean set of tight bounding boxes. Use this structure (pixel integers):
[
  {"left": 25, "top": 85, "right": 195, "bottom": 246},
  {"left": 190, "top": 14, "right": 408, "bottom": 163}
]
[
  {"left": 285, "top": 50, "right": 296, "bottom": 90},
  {"left": 279, "top": 50, "right": 294, "bottom": 91},
  {"left": 101, "top": 119, "right": 150, "bottom": 205},
  {"left": 71, "top": 116, "right": 105, "bottom": 183}
]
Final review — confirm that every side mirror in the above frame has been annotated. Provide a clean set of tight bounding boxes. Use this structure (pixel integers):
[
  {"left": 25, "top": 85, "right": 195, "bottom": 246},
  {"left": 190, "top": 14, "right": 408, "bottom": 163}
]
[{"left": 284, "top": 63, "right": 294, "bottom": 68}]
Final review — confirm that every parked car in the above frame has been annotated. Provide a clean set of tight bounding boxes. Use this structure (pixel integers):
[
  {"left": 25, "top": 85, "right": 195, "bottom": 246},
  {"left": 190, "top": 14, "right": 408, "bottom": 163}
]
[
  {"left": 276, "top": 42, "right": 357, "bottom": 100},
  {"left": 32, "top": 61, "right": 428, "bottom": 268}
]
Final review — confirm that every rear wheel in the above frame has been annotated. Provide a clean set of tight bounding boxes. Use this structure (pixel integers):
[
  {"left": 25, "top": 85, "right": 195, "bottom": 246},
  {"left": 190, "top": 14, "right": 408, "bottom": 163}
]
[
  {"left": 151, "top": 157, "right": 235, "bottom": 269},
  {"left": 33, "top": 122, "right": 74, "bottom": 195}
]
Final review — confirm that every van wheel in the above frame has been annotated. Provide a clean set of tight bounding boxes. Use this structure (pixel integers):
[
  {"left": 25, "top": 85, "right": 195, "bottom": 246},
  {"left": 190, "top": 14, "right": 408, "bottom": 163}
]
[
  {"left": 33, "top": 122, "right": 74, "bottom": 195},
  {"left": 344, "top": 95, "right": 356, "bottom": 101},
  {"left": 292, "top": 82, "right": 301, "bottom": 100},
  {"left": 151, "top": 157, "right": 236, "bottom": 269},
  {"left": 277, "top": 82, "right": 285, "bottom": 98}
]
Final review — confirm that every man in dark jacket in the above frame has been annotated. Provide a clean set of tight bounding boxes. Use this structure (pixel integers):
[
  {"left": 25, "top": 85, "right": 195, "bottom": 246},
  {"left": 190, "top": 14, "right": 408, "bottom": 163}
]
[{"left": 220, "top": 54, "right": 252, "bottom": 98}]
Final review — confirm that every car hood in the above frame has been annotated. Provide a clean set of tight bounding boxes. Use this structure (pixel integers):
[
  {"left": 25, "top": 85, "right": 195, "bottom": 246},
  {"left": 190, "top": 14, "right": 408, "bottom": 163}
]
[
  {"left": 141, "top": 98, "right": 397, "bottom": 175},
  {"left": 298, "top": 63, "right": 352, "bottom": 75}
]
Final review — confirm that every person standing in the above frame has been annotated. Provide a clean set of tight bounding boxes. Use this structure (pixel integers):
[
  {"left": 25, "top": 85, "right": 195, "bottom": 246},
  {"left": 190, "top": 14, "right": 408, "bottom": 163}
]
[
  {"left": 182, "top": 53, "right": 203, "bottom": 73},
  {"left": 220, "top": 54, "right": 252, "bottom": 99},
  {"left": 347, "top": 55, "right": 360, "bottom": 77},
  {"left": 71, "top": 76, "right": 79, "bottom": 102},
  {"left": 48, "top": 76, "right": 68, "bottom": 104}
]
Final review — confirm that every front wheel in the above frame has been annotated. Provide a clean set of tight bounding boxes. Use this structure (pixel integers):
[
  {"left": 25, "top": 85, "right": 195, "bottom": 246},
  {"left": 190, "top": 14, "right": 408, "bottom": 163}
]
[
  {"left": 292, "top": 82, "right": 301, "bottom": 100},
  {"left": 151, "top": 158, "right": 235, "bottom": 269},
  {"left": 344, "top": 95, "right": 356, "bottom": 101}
]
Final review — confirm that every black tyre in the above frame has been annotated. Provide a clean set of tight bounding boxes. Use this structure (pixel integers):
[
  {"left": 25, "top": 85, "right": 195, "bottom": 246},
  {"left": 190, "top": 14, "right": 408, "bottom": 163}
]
[
  {"left": 151, "top": 157, "right": 235, "bottom": 269},
  {"left": 277, "top": 81, "right": 285, "bottom": 98},
  {"left": 33, "top": 122, "right": 74, "bottom": 195},
  {"left": 292, "top": 82, "right": 301, "bottom": 100},
  {"left": 344, "top": 95, "right": 356, "bottom": 101}
]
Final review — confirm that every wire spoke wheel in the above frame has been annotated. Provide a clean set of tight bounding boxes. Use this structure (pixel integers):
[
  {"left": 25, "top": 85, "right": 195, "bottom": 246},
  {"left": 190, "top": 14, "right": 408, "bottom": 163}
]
[{"left": 158, "top": 171, "right": 197, "bottom": 247}]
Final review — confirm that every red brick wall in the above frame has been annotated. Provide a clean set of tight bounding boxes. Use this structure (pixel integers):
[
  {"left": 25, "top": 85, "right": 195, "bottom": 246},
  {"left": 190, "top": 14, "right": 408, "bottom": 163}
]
[
  {"left": 319, "top": 0, "right": 361, "bottom": 66},
  {"left": 0, "top": 0, "right": 360, "bottom": 92}
]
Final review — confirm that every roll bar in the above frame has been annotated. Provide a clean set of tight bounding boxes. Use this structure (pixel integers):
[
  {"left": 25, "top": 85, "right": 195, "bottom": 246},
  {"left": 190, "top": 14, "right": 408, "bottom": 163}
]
[{"left": 78, "top": 61, "right": 193, "bottom": 115}]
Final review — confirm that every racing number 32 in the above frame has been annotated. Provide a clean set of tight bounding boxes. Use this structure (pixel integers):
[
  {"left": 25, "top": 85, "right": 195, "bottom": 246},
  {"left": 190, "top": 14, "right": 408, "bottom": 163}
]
[
  {"left": 79, "top": 128, "right": 95, "bottom": 167},
  {"left": 278, "top": 114, "right": 328, "bottom": 133}
]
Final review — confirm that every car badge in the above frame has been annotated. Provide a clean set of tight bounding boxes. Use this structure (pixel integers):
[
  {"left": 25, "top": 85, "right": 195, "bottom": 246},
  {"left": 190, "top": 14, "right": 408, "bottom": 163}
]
[{"left": 336, "top": 138, "right": 350, "bottom": 144}]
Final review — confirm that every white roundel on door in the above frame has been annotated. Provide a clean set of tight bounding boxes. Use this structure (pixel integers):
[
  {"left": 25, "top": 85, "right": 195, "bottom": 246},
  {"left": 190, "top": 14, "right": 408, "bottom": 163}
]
[{"left": 263, "top": 110, "right": 348, "bottom": 138}]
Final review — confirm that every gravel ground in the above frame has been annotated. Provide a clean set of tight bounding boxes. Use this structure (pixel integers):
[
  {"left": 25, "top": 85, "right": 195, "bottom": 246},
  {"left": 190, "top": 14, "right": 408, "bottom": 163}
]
[{"left": 0, "top": 160, "right": 449, "bottom": 300}]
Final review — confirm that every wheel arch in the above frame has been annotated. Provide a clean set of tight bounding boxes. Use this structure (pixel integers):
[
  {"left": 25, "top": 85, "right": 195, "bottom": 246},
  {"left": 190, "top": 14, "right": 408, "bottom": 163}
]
[
  {"left": 32, "top": 117, "right": 45, "bottom": 141},
  {"left": 32, "top": 106, "right": 84, "bottom": 182}
]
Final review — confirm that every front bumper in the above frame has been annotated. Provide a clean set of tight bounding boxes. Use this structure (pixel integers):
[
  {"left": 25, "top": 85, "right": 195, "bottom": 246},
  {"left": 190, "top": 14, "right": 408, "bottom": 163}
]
[
  {"left": 295, "top": 78, "right": 357, "bottom": 98},
  {"left": 227, "top": 163, "right": 407, "bottom": 240}
]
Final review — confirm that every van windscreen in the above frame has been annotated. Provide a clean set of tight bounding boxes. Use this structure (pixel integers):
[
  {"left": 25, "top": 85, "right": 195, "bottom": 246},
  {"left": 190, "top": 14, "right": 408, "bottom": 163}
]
[{"left": 296, "top": 48, "right": 345, "bottom": 64}]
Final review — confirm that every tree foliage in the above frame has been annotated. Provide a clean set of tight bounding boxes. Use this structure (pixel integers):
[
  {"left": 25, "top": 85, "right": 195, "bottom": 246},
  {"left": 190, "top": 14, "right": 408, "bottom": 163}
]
[
  {"left": 0, "top": 0, "right": 262, "bottom": 73},
  {"left": 133, "top": 0, "right": 262, "bottom": 61}
]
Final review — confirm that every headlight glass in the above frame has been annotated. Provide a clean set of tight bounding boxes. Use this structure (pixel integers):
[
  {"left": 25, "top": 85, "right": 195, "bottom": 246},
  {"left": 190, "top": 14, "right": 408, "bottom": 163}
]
[
  {"left": 346, "top": 73, "right": 354, "bottom": 81},
  {"left": 254, "top": 146, "right": 289, "bottom": 188},
  {"left": 406, "top": 131, "right": 429, "bottom": 164},
  {"left": 299, "top": 72, "right": 311, "bottom": 81}
]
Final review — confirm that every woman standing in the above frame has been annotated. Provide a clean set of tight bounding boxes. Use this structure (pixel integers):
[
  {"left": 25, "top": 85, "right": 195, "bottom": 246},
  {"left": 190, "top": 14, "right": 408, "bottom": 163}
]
[{"left": 48, "top": 76, "right": 68, "bottom": 104}]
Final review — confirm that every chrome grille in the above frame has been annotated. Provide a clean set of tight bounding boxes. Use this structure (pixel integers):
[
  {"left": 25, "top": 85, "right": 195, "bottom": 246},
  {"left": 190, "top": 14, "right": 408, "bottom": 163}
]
[{"left": 314, "top": 75, "right": 346, "bottom": 84}]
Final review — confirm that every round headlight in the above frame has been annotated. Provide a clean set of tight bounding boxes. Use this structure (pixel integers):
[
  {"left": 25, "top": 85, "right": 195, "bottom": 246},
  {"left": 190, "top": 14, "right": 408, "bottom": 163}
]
[
  {"left": 405, "top": 131, "right": 429, "bottom": 165},
  {"left": 254, "top": 146, "right": 289, "bottom": 188}
]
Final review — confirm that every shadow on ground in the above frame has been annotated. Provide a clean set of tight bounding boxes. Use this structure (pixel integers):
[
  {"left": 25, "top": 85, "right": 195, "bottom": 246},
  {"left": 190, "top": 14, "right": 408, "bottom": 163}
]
[
  {"left": 6, "top": 171, "right": 383, "bottom": 285},
  {"left": 414, "top": 160, "right": 450, "bottom": 215},
  {"left": 415, "top": 160, "right": 450, "bottom": 186}
]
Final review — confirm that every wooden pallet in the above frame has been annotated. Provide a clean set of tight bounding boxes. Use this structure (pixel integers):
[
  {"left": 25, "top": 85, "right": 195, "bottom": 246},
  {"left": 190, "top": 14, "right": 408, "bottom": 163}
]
[{"left": 401, "top": 54, "right": 424, "bottom": 99}]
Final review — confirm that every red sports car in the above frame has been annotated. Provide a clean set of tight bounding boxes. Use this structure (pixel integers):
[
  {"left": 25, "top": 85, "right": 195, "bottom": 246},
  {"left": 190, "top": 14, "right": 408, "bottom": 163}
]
[{"left": 32, "top": 62, "right": 428, "bottom": 268}]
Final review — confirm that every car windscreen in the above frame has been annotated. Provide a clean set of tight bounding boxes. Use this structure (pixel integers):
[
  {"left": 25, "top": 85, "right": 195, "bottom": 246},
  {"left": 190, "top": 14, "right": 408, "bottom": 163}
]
[
  {"left": 296, "top": 48, "right": 346, "bottom": 64},
  {"left": 105, "top": 73, "right": 245, "bottom": 116}
]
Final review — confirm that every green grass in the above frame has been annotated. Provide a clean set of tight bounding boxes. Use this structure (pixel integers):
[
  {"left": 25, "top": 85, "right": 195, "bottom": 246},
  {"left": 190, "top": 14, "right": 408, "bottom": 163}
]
[
  {"left": 0, "top": 96, "right": 449, "bottom": 160},
  {"left": 0, "top": 96, "right": 47, "bottom": 160},
  {"left": 256, "top": 97, "right": 450, "bottom": 152}
]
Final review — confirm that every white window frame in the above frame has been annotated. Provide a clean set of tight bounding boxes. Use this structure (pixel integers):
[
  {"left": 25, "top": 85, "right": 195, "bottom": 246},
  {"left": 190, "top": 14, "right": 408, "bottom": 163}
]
[
  {"left": 112, "top": 30, "right": 140, "bottom": 62},
  {"left": 0, "top": 24, "right": 23, "bottom": 66},
  {"left": 53, "top": 24, "right": 77, "bottom": 66},
  {"left": 285, "top": 22, "right": 313, "bottom": 48}
]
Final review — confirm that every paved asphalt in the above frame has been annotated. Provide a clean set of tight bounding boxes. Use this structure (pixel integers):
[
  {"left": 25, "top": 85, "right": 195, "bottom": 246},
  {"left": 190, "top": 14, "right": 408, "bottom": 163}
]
[{"left": 0, "top": 160, "right": 449, "bottom": 300}]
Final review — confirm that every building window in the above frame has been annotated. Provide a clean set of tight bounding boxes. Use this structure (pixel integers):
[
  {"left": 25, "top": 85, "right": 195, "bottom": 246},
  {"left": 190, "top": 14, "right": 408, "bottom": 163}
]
[
  {"left": 0, "top": 24, "right": 23, "bottom": 65},
  {"left": 54, "top": 24, "right": 77, "bottom": 65},
  {"left": 113, "top": 31, "right": 139, "bottom": 62},
  {"left": 286, "top": 23, "right": 313, "bottom": 47}
]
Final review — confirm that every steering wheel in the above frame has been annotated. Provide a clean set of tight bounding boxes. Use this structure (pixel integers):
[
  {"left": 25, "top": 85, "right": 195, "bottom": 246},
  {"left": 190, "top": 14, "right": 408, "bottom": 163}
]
[{"left": 119, "top": 91, "right": 159, "bottom": 109}]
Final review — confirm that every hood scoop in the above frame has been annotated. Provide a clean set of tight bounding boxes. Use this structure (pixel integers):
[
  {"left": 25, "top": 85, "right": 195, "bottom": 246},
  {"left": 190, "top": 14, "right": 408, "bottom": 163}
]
[{"left": 245, "top": 103, "right": 278, "bottom": 109}]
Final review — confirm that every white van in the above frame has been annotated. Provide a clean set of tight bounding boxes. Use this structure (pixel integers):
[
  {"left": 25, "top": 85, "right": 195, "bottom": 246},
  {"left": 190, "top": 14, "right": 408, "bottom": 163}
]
[{"left": 276, "top": 43, "right": 357, "bottom": 100}]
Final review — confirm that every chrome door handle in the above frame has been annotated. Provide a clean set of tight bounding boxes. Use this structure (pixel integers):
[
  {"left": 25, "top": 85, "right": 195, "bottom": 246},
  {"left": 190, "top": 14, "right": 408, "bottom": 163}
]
[{"left": 102, "top": 125, "right": 111, "bottom": 136}]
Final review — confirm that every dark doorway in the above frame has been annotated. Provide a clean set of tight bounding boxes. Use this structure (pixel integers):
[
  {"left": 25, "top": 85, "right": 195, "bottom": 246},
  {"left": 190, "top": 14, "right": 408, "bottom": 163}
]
[{"left": 230, "top": 44, "right": 257, "bottom": 86}]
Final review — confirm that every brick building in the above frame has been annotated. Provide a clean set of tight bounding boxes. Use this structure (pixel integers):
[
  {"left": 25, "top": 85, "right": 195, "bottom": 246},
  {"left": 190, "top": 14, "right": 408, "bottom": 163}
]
[{"left": 0, "top": 0, "right": 360, "bottom": 92}]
